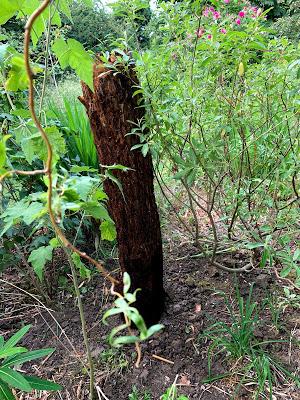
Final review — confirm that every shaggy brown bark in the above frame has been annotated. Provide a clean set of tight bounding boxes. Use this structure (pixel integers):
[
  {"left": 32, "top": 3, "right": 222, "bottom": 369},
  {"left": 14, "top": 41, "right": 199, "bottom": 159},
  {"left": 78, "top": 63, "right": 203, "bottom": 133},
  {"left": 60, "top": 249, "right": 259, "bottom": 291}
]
[{"left": 79, "top": 61, "right": 164, "bottom": 325}]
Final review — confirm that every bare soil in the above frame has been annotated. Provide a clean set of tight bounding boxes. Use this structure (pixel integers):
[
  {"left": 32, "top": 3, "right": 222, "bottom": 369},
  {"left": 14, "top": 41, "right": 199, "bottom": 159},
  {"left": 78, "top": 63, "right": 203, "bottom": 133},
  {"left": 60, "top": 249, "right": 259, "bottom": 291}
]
[{"left": 1, "top": 242, "right": 300, "bottom": 400}]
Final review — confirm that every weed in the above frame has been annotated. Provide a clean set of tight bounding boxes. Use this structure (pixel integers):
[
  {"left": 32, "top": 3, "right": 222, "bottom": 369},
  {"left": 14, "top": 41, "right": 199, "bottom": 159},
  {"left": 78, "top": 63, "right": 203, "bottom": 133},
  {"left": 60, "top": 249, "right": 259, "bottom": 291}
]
[
  {"left": 278, "top": 287, "right": 300, "bottom": 311},
  {"left": 262, "top": 295, "right": 282, "bottom": 332},
  {"left": 128, "top": 385, "right": 151, "bottom": 400},
  {"left": 160, "top": 384, "right": 189, "bottom": 400},
  {"left": 99, "top": 348, "right": 128, "bottom": 374},
  {"left": 200, "top": 284, "right": 300, "bottom": 399}
]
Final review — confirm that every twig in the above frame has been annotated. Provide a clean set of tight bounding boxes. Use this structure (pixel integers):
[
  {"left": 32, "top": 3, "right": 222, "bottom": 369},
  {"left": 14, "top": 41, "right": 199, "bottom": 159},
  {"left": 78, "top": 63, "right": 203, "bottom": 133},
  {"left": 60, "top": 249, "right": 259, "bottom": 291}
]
[
  {"left": 152, "top": 354, "right": 174, "bottom": 365},
  {"left": 96, "top": 386, "right": 110, "bottom": 400}
]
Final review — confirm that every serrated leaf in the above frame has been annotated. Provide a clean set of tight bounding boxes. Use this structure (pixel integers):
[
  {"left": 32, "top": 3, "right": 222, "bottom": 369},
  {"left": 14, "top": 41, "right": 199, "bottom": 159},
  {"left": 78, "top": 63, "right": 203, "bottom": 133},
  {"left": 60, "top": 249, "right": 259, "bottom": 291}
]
[
  {"left": 28, "top": 246, "right": 53, "bottom": 281},
  {"left": 5, "top": 56, "right": 42, "bottom": 91},
  {"left": 0, "top": 367, "right": 32, "bottom": 392},
  {"left": 0, "top": 0, "right": 25, "bottom": 25},
  {"left": 52, "top": 38, "right": 93, "bottom": 89},
  {"left": 29, "top": 126, "right": 66, "bottom": 164},
  {"left": 71, "top": 253, "right": 91, "bottom": 280},
  {"left": 100, "top": 220, "right": 117, "bottom": 241},
  {"left": 22, "top": 202, "right": 45, "bottom": 225},
  {"left": 0, "top": 381, "right": 15, "bottom": 400},
  {"left": 82, "top": 202, "right": 110, "bottom": 220},
  {"left": 11, "top": 109, "right": 31, "bottom": 118},
  {"left": 58, "top": 0, "right": 72, "bottom": 20},
  {"left": 24, "top": 376, "right": 62, "bottom": 391},
  {"left": 65, "top": 176, "right": 97, "bottom": 201},
  {"left": 2, "top": 348, "right": 55, "bottom": 368},
  {"left": 17, "top": 0, "right": 61, "bottom": 46}
]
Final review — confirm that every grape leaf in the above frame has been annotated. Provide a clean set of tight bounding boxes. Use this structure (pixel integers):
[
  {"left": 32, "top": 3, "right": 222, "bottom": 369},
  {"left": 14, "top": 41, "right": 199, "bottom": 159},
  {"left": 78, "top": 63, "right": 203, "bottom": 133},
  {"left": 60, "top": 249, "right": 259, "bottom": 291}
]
[
  {"left": 100, "top": 220, "right": 117, "bottom": 241},
  {"left": 28, "top": 246, "right": 53, "bottom": 281},
  {"left": 0, "top": 0, "right": 25, "bottom": 25},
  {"left": 5, "top": 56, "right": 43, "bottom": 91},
  {"left": 17, "top": 0, "right": 61, "bottom": 46},
  {"left": 52, "top": 38, "right": 93, "bottom": 89}
]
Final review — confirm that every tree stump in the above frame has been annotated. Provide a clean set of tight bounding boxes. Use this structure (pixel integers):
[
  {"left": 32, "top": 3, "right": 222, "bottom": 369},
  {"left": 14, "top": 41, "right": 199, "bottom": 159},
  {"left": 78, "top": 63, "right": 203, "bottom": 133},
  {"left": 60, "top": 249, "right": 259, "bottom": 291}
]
[{"left": 80, "top": 61, "right": 164, "bottom": 325}]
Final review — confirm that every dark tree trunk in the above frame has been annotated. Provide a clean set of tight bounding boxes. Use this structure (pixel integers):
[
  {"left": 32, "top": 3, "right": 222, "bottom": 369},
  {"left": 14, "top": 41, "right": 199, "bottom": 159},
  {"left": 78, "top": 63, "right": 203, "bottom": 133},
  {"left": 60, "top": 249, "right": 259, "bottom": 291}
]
[{"left": 80, "top": 61, "right": 164, "bottom": 325}]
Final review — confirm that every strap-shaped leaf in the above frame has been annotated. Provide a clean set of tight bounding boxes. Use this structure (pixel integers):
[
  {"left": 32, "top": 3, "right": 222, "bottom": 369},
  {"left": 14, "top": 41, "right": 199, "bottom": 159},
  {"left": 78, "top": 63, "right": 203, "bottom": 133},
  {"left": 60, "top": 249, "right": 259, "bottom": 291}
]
[
  {"left": 2, "top": 348, "right": 55, "bottom": 368},
  {"left": 0, "top": 381, "right": 15, "bottom": 400},
  {"left": 0, "top": 347, "right": 27, "bottom": 359},
  {"left": 112, "top": 335, "right": 140, "bottom": 347},
  {"left": 24, "top": 376, "right": 62, "bottom": 391},
  {"left": 102, "top": 308, "right": 123, "bottom": 325},
  {"left": 2, "top": 325, "right": 31, "bottom": 350},
  {"left": 141, "top": 324, "right": 164, "bottom": 340},
  {"left": 0, "top": 367, "right": 32, "bottom": 392}
]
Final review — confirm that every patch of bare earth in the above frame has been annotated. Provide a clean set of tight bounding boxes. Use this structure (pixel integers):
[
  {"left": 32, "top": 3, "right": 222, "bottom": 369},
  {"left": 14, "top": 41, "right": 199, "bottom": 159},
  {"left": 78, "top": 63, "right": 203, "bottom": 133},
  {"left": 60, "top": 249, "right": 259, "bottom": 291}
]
[{"left": 1, "top": 241, "right": 300, "bottom": 399}]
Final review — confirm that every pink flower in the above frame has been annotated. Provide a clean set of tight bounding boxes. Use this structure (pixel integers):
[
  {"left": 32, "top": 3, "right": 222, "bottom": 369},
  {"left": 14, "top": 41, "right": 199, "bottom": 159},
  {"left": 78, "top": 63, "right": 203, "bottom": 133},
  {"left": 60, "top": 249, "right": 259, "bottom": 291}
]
[
  {"left": 220, "top": 28, "right": 227, "bottom": 34},
  {"left": 224, "top": 0, "right": 230, "bottom": 3},
  {"left": 209, "top": 7, "right": 215, "bottom": 12},
  {"left": 236, "top": 18, "right": 241, "bottom": 25},
  {"left": 203, "top": 8, "right": 209, "bottom": 17},
  {"left": 195, "top": 28, "right": 205, "bottom": 38},
  {"left": 207, "top": 34, "right": 212, "bottom": 39},
  {"left": 238, "top": 11, "right": 245, "bottom": 18},
  {"left": 213, "top": 11, "right": 221, "bottom": 20},
  {"left": 256, "top": 8, "right": 263, "bottom": 17}
]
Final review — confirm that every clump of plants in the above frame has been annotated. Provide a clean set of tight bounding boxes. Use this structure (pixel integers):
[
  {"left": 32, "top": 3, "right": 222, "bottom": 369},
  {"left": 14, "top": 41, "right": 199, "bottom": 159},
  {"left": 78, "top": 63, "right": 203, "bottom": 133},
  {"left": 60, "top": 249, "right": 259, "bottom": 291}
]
[
  {"left": 200, "top": 284, "right": 300, "bottom": 399},
  {"left": 0, "top": 325, "right": 61, "bottom": 398}
]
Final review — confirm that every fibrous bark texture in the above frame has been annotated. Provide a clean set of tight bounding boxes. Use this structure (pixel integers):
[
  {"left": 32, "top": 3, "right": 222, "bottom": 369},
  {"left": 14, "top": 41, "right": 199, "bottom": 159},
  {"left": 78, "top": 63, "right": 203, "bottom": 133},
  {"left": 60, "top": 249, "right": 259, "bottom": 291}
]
[{"left": 80, "top": 61, "right": 164, "bottom": 325}]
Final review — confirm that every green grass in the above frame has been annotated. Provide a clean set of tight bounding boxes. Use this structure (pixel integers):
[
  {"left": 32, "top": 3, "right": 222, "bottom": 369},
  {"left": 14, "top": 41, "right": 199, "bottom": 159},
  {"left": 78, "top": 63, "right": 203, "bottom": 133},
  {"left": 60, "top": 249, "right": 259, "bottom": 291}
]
[{"left": 199, "top": 284, "right": 300, "bottom": 399}]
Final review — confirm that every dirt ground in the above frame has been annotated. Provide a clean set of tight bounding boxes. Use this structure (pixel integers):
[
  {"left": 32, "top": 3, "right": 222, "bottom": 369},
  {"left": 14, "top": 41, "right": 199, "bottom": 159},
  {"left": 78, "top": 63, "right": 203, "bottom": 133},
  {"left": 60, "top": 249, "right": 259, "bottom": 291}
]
[{"left": 1, "top": 240, "right": 300, "bottom": 400}]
